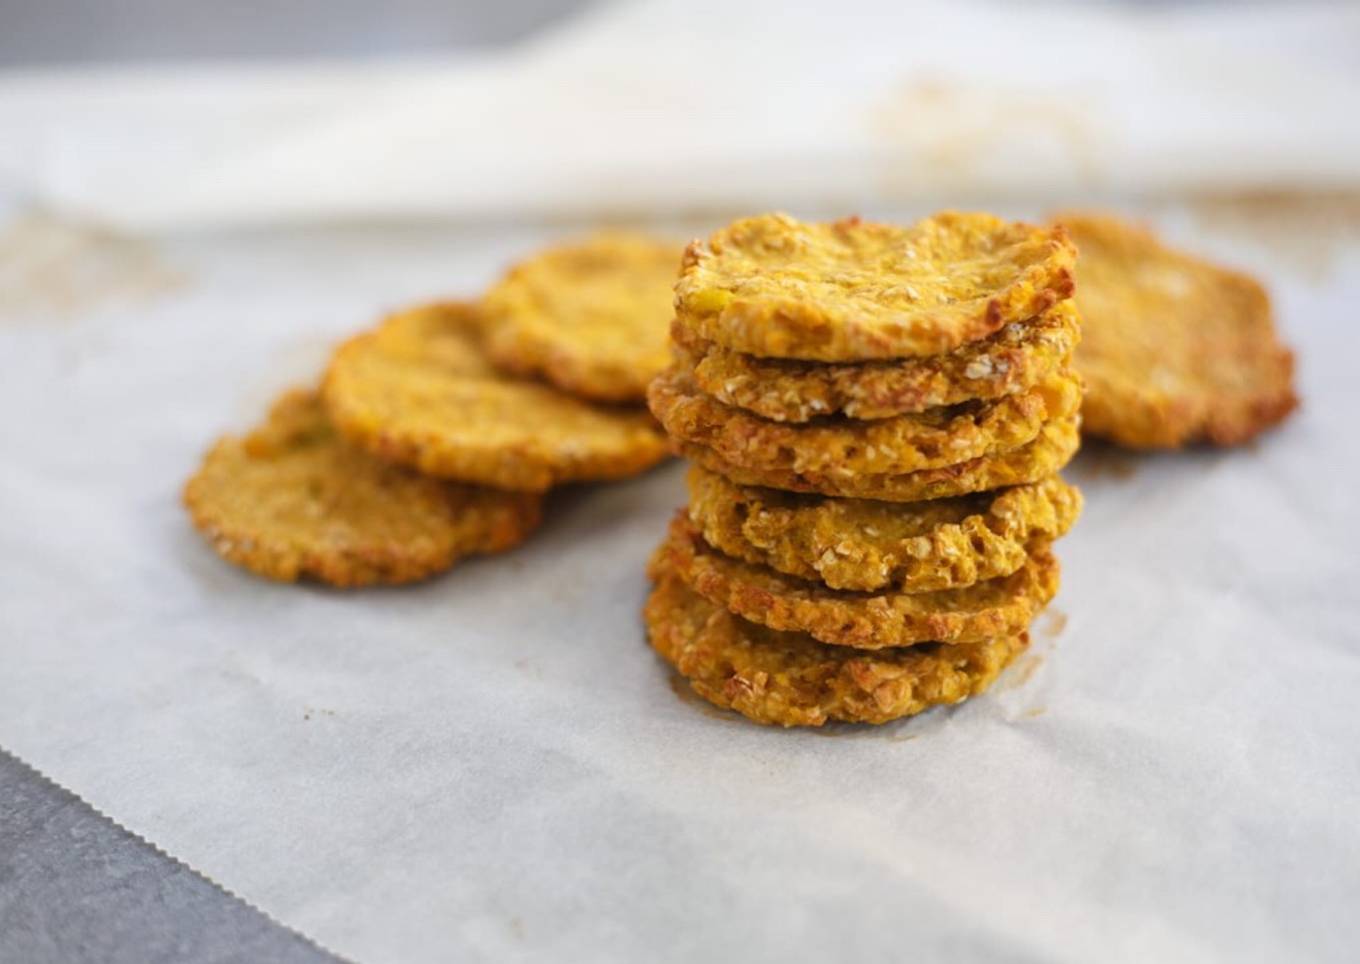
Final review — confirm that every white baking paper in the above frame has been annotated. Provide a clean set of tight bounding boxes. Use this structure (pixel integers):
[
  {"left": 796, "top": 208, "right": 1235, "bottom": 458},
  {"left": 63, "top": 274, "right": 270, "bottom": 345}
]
[{"left": 1, "top": 206, "right": 1358, "bottom": 964}]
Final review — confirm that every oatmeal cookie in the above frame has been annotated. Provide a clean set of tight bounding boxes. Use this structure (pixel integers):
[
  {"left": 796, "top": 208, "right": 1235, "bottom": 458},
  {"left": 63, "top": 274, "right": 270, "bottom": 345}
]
[
  {"left": 1055, "top": 212, "right": 1297, "bottom": 448},
  {"left": 679, "top": 414, "right": 1079, "bottom": 502},
  {"left": 655, "top": 513, "right": 1058, "bottom": 649},
  {"left": 648, "top": 367, "right": 1082, "bottom": 477},
  {"left": 183, "top": 390, "right": 542, "bottom": 586},
  {"left": 676, "top": 299, "right": 1079, "bottom": 422},
  {"left": 645, "top": 569, "right": 1027, "bottom": 727},
  {"left": 687, "top": 466, "right": 1081, "bottom": 592},
  {"left": 482, "top": 233, "right": 684, "bottom": 403},
  {"left": 673, "top": 211, "right": 1076, "bottom": 361},
  {"left": 322, "top": 302, "right": 669, "bottom": 492}
]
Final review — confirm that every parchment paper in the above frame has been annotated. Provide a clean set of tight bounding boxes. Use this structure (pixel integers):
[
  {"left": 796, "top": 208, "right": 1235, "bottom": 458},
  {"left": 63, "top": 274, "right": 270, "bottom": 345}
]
[{"left": 1, "top": 208, "right": 1358, "bottom": 963}]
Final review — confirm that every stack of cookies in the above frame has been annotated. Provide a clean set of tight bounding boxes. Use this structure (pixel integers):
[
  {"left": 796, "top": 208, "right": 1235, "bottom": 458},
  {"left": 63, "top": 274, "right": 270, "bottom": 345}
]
[
  {"left": 184, "top": 234, "right": 680, "bottom": 588},
  {"left": 645, "top": 212, "right": 1084, "bottom": 727}
]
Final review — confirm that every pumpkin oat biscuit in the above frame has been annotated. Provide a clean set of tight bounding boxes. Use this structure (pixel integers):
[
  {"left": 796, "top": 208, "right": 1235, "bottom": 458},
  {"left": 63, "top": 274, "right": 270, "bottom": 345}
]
[
  {"left": 482, "top": 233, "right": 685, "bottom": 403},
  {"left": 687, "top": 466, "right": 1081, "bottom": 592},
  {"left": 1054, "top": 212, "right": 1297, "bottom": 448},
  {"left": 655, "top": 514, "right": 1058, "bottom": 649},
  {"left": 680, "top": 415, "right": 1080, "bottom": 503},
  {"left": 649, "top": 366, "right": 1082, "bottom": 477},
  {"left": 675, "top": 300, "right": 1080, "bottom": 422},
  {"left": 322, "top": 303, "right": 669, "bottom": 492},
  {"left": 645, "top": 568, "right": 1027, "bottom": 727},
  {"left": 183, "top": 390, "right": 542, "bottom": 587},
  {"left": 673, "top": 211, "right": 1076, "bottom": 362}
]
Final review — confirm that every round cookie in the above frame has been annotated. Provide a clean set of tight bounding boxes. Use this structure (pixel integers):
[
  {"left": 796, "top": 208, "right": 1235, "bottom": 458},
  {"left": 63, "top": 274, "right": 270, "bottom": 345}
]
[
  {"left": 655, "top": 513, "right": 1059, "bottom": 649},
  {"left": 649, "top": 367, "right": 1082, "bottom": 477},
  {"left": 680, "top": 415, "right": 1080, "bottom": 503},
  {"left": 673, "top": 211, "right": 1076, "bottom": 362},
  {"left": 675, "top": 300, "right": 1079, "bottom": 422},
  {"left": 482, "top": 233, "right": 685, "bottom": 403},
  {"left": 687, "top": 466, "right": 1081, "bottom": 592},
  {"left": 183, "top": 390, "right": 543, "bottom": 587},
  {"left": 645, "top": 569, "right": 1028, "bottom": 727},
  {"left": 1055, "top": 212, "right": 1297, "bottom": 448},
  {"left": 322, "top": 302, "right": 670, "bottom": 492}
]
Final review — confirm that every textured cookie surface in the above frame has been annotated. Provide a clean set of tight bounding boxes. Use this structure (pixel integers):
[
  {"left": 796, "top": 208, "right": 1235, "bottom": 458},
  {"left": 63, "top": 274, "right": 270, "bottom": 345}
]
[
  {"left": 649, "top": 367, "right": 1081, "bottom": 476},
  {"left": 1056, "top": 212, "right": 1297, "bottom": 447},
  {"left": 673, "top": 211, "right": 1076, "bottom": 361},
  {"left": 677, "top": 300, "right": 1079, "bottom": 422},
  {"left": 645, "top": 570, "right": 1027, "bottom": 727},
  {"left": 688, "top": 466, "right": 1081, "bottom": 592},
  {"left": 680, "top": 415, "right": 1081, "bottom": 503},
  {"left": 482, "top": 233, "right": 685, "bottom": 402},
  {"left": 183, "top": 390, "right": 543, "bottom": 586},
  {"left": 655, "top": 514, "right": 1058, "bottom": 649},
  {"left": 322, "top": 303, "right": 669, "bottom": 492}
]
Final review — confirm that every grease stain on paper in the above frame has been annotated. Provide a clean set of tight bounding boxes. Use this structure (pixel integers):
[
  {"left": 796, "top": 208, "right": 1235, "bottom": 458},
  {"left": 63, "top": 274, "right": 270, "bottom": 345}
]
[
  {"left": 1004, "top": 652, "right": 1046, "bottom": 691},
  {"left": 0, "top": 211, "right": 186, "bottom": 321},
  {"left": 1038, "top": 609, "right": 1068, "bottom": 640}
]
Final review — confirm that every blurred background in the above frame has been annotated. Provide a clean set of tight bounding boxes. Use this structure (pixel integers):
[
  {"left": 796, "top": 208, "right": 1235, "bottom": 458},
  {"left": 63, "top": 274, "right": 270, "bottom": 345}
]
[
  {"left": 1, "top": 0, "right": 1356, "bottom": 235},
  {"left": 0, "top": 0, "right": 590, "bottom": 64},
  {"left": 1, "top": 0, "right": 1352, "bottom": 67}
]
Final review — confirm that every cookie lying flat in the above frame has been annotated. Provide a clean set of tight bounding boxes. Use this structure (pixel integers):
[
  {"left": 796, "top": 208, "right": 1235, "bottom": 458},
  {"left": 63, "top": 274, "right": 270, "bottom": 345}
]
[
  {"left": 482, "top": 233, "right": 685, "bottom": 403},
  {"left": 649, "top": 367, "right": 1082, "bottom": 477},
  {"left": 655, "top": 513, "right": 1058, "bottom": 649},
  {"left": 1055, "top": 212, "right": 1297, "bottom": 448},
  {"left": 687, "top": 466, "right": 1081, "bottom": 592},
  {"left": 673, "top": 211, "right": 1076, "bottom": 362},
  {"left": 675, "top": 300, "right": 1079, "bottom": 422},
  {"left": 323, "top": 303, "right": 669, "bottom": 492},
  {"left": 183, "top": 390, "right": 542, "bottom": 587},
  {"left": 645, "top": 569, "right": 1027, "bottom": 727}
]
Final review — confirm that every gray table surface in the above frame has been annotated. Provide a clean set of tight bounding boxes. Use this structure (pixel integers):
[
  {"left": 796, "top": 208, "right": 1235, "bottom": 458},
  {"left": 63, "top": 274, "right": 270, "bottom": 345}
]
[{"left": 0, "top": 747, "right": 348, "bottom": 964}]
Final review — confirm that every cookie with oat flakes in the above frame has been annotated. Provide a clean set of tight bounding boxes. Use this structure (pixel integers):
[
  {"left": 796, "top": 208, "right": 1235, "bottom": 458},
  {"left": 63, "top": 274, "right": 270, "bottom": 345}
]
[
  {"left": 673, "top": 211, "right": 1076, "bottom": 362},
  {"left": 482, "top": 233, "right": 684, "bottom": 403},
  {"left": 654, "top": 513, "right": 1058, "bottom": 650},
  {"left": 645, "top": 567, "right": 1027, "bottom": 727},
  {"left": 323, "top": 302, "right": 669, "bottom": 492},
  {"left": 648, "top": 366, "right": 1082, "bottom": 478},
  {"left": 183, "top": 390, "right": 542, "bottom": 587},
  {"left": 1054, "top": 212, "right": 1297, "bottom": 448},
  {"left": 686, "top": 465, "right": 1081, "bottom": 593},
  {"left": 675, "top": 300, "right": 1079, "bottom": 422},
  {"left": 679, "top": 415, "right": 1080, "bottom": 503}
]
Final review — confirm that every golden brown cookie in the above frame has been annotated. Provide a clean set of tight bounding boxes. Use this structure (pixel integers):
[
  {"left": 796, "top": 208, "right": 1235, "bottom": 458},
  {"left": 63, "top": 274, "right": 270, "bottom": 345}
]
[
  {"left": 650, "top": 366, "right": 1081, "bottom": 477},
  {"left": 675, "top": 299, "right": 1080, "bottom": 422},
  {"left": 322, "top": 303, "right": 669, "bottom": 492},
  {"left": 680, "top": 415, "right": 1080, "bottom": 502},
  {"left": 1055, "top": 212, "right": 1297, "bottom": 448},
  {"left": 645, "top": 569, "right": 1027, "bottom": 727},
  {"left": 687, "top": 466, "right": 1081, "bottom": 592},
  {"left": 481, "top": 233, "right": 685, "bottom": 403},
  {"left": 183, "top": 390, "right": 543, "bottom": 587},
  {"left": 673, "top": 211, "right": 1076, "bottom": 362},
  {"left": 654, "top": 513, "right": 1058, "bottom": 649}
]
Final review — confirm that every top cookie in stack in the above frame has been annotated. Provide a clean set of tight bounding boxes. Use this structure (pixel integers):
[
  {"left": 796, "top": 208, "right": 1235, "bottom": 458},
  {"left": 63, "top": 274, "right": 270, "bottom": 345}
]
[{"left": 644, "top": 212, "right": 1083, "bottom": 727}]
